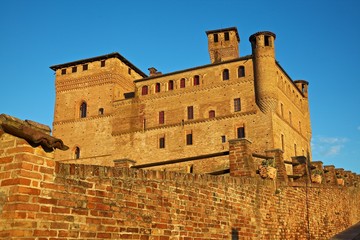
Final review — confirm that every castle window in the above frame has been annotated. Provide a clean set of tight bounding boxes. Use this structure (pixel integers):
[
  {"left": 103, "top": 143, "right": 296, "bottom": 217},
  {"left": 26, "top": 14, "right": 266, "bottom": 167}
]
[
  {"left": 128, "top": 68, "right": 131, "bottom": 75},
  {"left": 180, "top": 78, "right": 186, "bottom": 88},
  {"left": 238, "top": 66, "right": 245, "bottom": 77},
  {"left": 222, "top": 69, "right": 229, "bottom": 80},
  {"left": 80, "top": 102, "right": 87, "bottom": 118},
  {"left": 234, "top": 98, "right": 241, "bottom": 112},
  {"left": 237, "top": 127, "right": 245, "bottom": 139},
  {"left": 61, "top": 69, "right": 66, "bottom": 75},
  {"left": 159, "top": 111, "right": 165, "bottom": 124},
  {"left": 159, "top": 137, "right": 165, "bottom": 149},
  {"left": 209, "top": 110, "right": 215, "bottom": 118},
  {"left": 186, "top": 133, "right": 193, "bottom": 145},
  {"left": 98, "top": 108, "right": 104, "bottom": 115},
  {"left": 187, "top": 165, "right": 194, "bottom": 173},
  {"left": 214, "top": 33, "right": 218, "bottom": 43},
  {"left": 74, "top": 147, "right": 80, "bottom": 159},
  {"left": 281, "top": 134, "right": 285, "bottom": 151},
  {"left": 280, "top": 103, "right": 284, "bottom": 116},
  {"left": 187, "top": 106, "right": 194, "bottom": 120},
  {"left": 289, "top": 111, "right": 292, "bottom": 125},
  {"left": 155, "top": 83, "right": 161, "bottom": 93},
  {"left": 193, "top": 75, "right": 200, "bottom": 86},
  {"left": 224, "top": 32, "right": 230, "bottom": 41},
  {"left": 72, "top": 66, "right": 77, "bottom": 73},
  {"left": 221, "top": 135, "right": 226, "bottom": 143},
  {"left": 168, "top": 80, "right": 174, "bottom": 90},
  {"left": 294, "top": 143, "right": 297, "bottom": 156},
  {"left": 141, "top": 86, "right": 148, "bottom": 95},
  {"left": 101, "top": 60, "right": 106, "bottom": 67},
  {"left": 83, "top": 64, "right": 88, "bottom": 71},
  {"left": 264, "top": 36, "right": 271, "bottom": 46}
]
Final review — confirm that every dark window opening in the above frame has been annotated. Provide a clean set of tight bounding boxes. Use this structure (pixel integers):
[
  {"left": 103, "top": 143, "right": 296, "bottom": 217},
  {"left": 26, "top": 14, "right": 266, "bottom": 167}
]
[
  {"left": 238, "top": 66, "right": 245, "bottom": 77},
  {"left": 128, "top": 68, "right": 131, "bottom": 75},
  {"left": 61, "top": 69, "right": 66, "bottom": 75},
  {"left": 101, "top": 60, "right": 106, "bottom": 67},
  {"left": 159, "top": 137, "right": 165, "bottom": 149},
  {"left": 155, "top": 83, "right": 161, "bottom": 93},
  {"left": 193, "top": 75, "right": 200, "bottom": 86},
  {"left": 72, "top": 66, "right": 77, "bottom": 73},
  {"left": 83, "top": 64, "right": 88, "bottom": 71},
  {"left": 214, "top": 33, "right": 218, "bottom": 42},
  {"left": 224, "top": 32, "right": 230, "bottom": 41},
  {"left": 281, "top": 134, "right": 285, "bottom": 151},
  {"left": 237, "top": 127, "right": 245, "bottom": 139},
  {"left": 74, "top": 147, "right": 80, "bottom": 159},
  {"left": 142, "top": 86, "right": 148, "bottom": 95},
  {"left": 187, "top": 106, "right": 194, "bottom": 120},
  {"left": 221, "top": 135, "right": 226, "bottom": 143},
  {"left": 80, "top": 102, "right": 87, "bottom": 118},
  {"left": 223, "top": 69, "right": 229, "bottom": 80},
  {"left": 159, "top": 111, "right": 165, "bottom": 124},
  {"left": 168, "top": 80, "right": 174, "bottom": 90},
  {"left": 180, "top": 78, "right": 186, "bottom": 88},
  {"left": 209, "top": 110, "right": 215, "bottom": 118},
  {"left": 186, "top": 133, "right": 193, "bottom": 145},
  {"left": 234, "top": 98, "right": 241, "bottom": 112},
  {"left": 264, "top": 36, "right": 271, "bottom": 46},
  {"left": 98, "top": 108, "right": 104, "bottom": 115}
]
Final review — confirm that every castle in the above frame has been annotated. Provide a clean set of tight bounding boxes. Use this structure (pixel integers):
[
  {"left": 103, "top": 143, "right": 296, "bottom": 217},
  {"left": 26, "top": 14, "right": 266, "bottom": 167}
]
[{"left": 50, "top": 27, "right": 311, "bottom": 175}]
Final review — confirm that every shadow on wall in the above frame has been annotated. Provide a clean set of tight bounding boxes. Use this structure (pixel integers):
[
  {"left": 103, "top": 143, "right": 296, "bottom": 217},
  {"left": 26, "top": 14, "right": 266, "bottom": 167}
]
[{"left": 232, "top": 228, "right": 239, "bottom": 240}]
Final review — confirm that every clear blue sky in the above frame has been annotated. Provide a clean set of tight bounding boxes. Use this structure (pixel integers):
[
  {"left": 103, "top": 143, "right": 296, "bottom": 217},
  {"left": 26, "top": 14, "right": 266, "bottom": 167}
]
[{"left": 1, "top": 0, "right": 359, "bottom": 173}]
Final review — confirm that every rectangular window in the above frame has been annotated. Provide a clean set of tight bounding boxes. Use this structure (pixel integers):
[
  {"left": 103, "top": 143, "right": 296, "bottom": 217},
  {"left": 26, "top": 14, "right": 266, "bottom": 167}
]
[
  {"left": 280, "top": 103, "right": 284, "bottom": 116},
  {"left": 264, "top": 36, "right": 271, "bottom": 46},
  {"left": 187, "top": 106, "right": 194, "bottom": 120},
  {"left": 221, "top": 135, "right": 226, "bottom": 143},
  {"left": 294, "top": 143, "right": 297, "bottom": 156},
  {"left": 180, "top": 78, "right": 185, "bottom": 88},
  {"left": 281, "top": 134, "right": 285, "bottom": 151},
  {"left": 214, "top": 33, "right": 218, "bottom": 42},
  {"left": 159, "top": 137, "right": 165, "bottom": 149},
  {"left": 83, "top": 64, "right": 88, "bottom": 71},
  {"left": 193, "top": 75, "right": 200, "bottom": 86},
  {"left": 186, "top": 133, "right": 193, "bottom": 145},
  {"left": 72, "top": 66, "right": 77, "bottom": 73},
  {"left": 224, "top": 32, "right": 230, "bottom": 41},
  {"left": 289, "top": 111, "right": 292, "bottom": 126},
  {"left": 128, "top": 68, "right": 131, "bottom": 75},
  {"left": 234, "top": 98, "right": 241, "bottom": 112},
  {"left": 101, "top": 60, "right": 106, "bottom": 67},
  {"left": 159, "top": 111, "right": 164, "bottom": 124},
  {"left": 61, "top": 69, "right": 66, "bottom": 75},
  {"left": 237, "top": 127, "right": 245, "bottom": 139}
]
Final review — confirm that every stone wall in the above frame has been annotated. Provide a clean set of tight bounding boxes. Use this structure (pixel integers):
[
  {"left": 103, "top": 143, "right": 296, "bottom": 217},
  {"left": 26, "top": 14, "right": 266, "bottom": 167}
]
[{"left": 1, "top": 131, "right": 359, "bottom": 239}]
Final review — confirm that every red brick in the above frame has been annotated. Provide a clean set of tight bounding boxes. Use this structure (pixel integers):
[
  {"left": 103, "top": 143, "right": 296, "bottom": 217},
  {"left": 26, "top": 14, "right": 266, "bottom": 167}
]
[
  {"left": 7, "top": 146, "right": 35, "bottom": 155},
  {"left": 1, "top": 177, "right": 31, "bottom": 186},
  {"left": 34, "top": 230, "right": 57, "bottom": 237},
  {"left": 13, "top": 186, "right": 40, "bottom": 195},
  {"left": 97, "top": 232, "right": 111, "bottom": 238},
  {"left": 0, "top": 156, "right": 13, "bottom": 164},
  {"left": 50, "top": 222, "right": 69, "bottom": 229}
]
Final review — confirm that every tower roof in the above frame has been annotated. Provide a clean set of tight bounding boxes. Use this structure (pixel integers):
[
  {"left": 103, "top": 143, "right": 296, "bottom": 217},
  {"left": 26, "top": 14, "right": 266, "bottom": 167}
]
[
  {"left": 206, "top": 27, "right": 240, "bottom": 42},
  {"left": 249, "top": 31, "right": 276, "bottom": 42}
]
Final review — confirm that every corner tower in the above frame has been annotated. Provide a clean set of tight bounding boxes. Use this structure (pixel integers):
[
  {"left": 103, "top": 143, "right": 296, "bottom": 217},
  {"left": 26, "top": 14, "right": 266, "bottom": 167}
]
[
  {"left": 206, "top": 27, "right": 240, "bottom": 63},
  {"left": 249, "top": 31, "right": 277, "bottom": 113}
]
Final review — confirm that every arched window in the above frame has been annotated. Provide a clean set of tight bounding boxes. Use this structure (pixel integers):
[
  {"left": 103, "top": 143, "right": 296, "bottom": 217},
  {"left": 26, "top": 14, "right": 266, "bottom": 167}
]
[
  {"left": 222, "top": 69, "right": 229, "bottom": 80},
  {"left": 238, "top": 66, "right": 245, "bottom": 78},
  {"left": 209, "top": 110, "right": 215, "bottom": 118},
  {"left": 180, "top": 78, "right": 186, "bottom": 88},
  {"left": 193, "top": 75, "right": 200, "bottom": 86},
  {"left": 168, "top": 80, "right": 174, "bottom": 90},
  {"left": 74, "top": 147, "right": 80, "bottom": 159},
  {"left": 98, "top": 108, "right": 104, "bottom": 115},
  {"left": 141, "top": 85, "right": 148, "bottom": 95},
  {"left": 80, "top": 102, "right": 87, "bottom": 118},
  {"left": 155, "top": 83, "right": 161, "bottom": 93}
]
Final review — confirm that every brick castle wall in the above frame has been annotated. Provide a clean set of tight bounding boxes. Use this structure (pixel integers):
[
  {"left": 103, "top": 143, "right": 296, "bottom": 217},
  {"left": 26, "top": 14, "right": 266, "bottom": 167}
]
[{"left": 1, "top": 132, "right": 360, "bottom": 239}]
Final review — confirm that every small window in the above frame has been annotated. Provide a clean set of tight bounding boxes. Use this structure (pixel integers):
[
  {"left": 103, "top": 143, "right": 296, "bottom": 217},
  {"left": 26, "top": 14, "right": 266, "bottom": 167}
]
[
  {"left": 289, "top": 111, "right": 292, "bottom": 125},
  {"left": 74, "top": 147, "right": 80, "bottom": 159},
  {"left": 186, "top": 133, "right": 193, "bottom": 145},
  {"left": 222, "top": 69, "right": 229, "bottom": 80},
  {"left": 180, "top": 78, "right": 186, "bottom": 88},
  {"left": 80, "top": 102, "right": 87, "bottom": 118},
  {"left": 209, "top": 110, "right": 215, "bottom": 118},
  {"left": 72, "top": 66, "right": 77, "bottom": 73},
  {"left": 237, "top": 127, "right": 245, "bottom": 139},
  {"left": 159, "top": 111, "right": 165, "bottom": 124},
  {"left": 168, "top": 80, "right": 174, "bottom": 90},
  {"left": 187, "top": 106, "right": 194, "bottom": 120},
  {"left": 234, "top": 98, "right": 241, "bottom": 112},
  {"left": 238, "top": 66, "right": 245, "bottom": 77},
  {"left": 155, "top": 83, "right": 161, "bottom": 93},
  {"left": 159, "top": 137, "right": 165, "bottom": 149},
  {"left": 101, "top": 60, "right": 106, "bottom": 67},
  {"left": 280, "top": 103, "right": 284, "bottom": 116},
  {"left": 83, "top": 64, "right": 88, "bottom": 71},
  {"left": 141, "top": 86, "right": 148, "bottom": 95},
  {"left": 98, "top": 108, "right": 104, "bottom": 115},
  {"left": 281, "top": 134, "right": 285, "bottom": 151},
  {"left": 128, "top": 68, "right": 131, "bottom": 75},
  {"left": 61, "top": 69, "right": 66, "bottom": 75},
  {"left": 193, "top": 75, "right": 200, "bottom": 86},
  {"left": 221, "top": 135, "right": 226, "bottom": 143},
  {"left": 224, "top": 32, "right": 230, "bottom": 41},
  {"left": 294, "top": 143, "right": 297, "bottom": 156},
  {"left": 264, "top": 36, "right": 271, "bottom": 46},
  {"left": 214, "top": 33, "right": 218, "bottom": 43}
]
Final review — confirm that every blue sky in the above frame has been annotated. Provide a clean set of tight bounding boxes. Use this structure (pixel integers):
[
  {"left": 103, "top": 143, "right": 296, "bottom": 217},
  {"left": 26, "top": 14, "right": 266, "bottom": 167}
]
[{"left": 1, "top": 0, "right": 359, "bottom": 173}]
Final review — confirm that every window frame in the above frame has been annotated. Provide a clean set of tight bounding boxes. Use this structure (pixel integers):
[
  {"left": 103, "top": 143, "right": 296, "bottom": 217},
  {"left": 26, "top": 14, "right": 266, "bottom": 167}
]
[{"left": 234, "top": 98, "right": 241, "bottom": 112}]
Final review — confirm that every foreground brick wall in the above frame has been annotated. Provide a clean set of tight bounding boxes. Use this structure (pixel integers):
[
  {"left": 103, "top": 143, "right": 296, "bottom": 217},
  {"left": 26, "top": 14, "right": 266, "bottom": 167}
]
[{"left": 1, "top": 132, "right": 360, "bottom": 239}]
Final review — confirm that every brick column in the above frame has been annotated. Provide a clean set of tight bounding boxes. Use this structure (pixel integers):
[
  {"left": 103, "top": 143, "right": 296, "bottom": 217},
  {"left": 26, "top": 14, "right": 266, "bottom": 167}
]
[
  {"left": 265, "top": 149, "right": 288, "bottom": 183},
  {"left": 323, "top": 165, "right": 336, "bottom": 185},
  {"left": 292, "top": 156, "right": 310, "bottom": 183},
  {"left": 229, "top": 138, "right": 256, "bottom": 177},
  {"left": 113, "top": 159, "right": 136, "bottom": 168}
]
